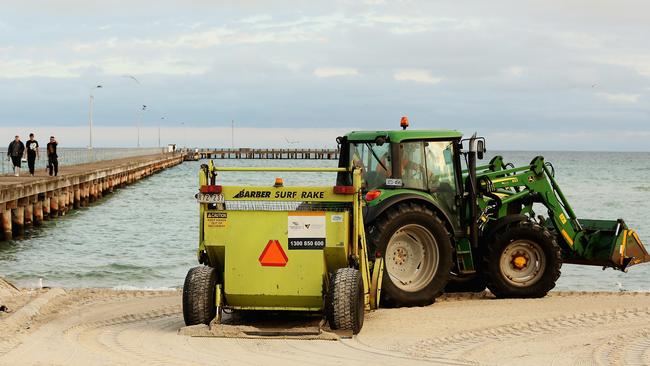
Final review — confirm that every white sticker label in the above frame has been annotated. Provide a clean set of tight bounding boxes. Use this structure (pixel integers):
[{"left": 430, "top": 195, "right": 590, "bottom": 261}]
[
  {"left": 331, "top": 214, "right": 344, "bottom": 223},
  {"left": 288, "top": 213, "right": 326, "bottom": 250},
  {"left": 385, "top": 178, "right": 403, "bottom": 187}
]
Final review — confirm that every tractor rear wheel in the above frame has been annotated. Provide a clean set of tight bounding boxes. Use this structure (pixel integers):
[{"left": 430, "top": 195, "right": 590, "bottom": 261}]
[
  {"left": 483, "top": 220, "right": 562, "bottom": 298},
  {"left": 327, "top": 268, "right": 364, "bottom": 334},
  {"left": 368, "top": 203, "right": 453, "bottom": 307},
  {"left": 183, "top": 266, "right": 217, "bottom": 326}
]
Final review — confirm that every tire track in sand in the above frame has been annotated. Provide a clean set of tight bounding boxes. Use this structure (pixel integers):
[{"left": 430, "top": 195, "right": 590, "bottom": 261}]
[
  {"left": 403, "top": 307, "right": 650, "bottom": 363},
  {"left": 592, "top": 327, "right": 650, "bottom": 366}
]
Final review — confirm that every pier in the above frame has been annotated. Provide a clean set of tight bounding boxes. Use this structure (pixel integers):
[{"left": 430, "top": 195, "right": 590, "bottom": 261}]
[
  {"left": 192, "top": 148, "right": 340, "bottom": 160},
  {"left": 0, "top": 152, "right": 183, "bottom": 240}
]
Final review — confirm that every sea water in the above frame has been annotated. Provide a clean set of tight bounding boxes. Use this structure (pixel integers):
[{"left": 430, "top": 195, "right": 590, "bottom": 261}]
[{"left": 0, "top": 151, "right": 648, "bottom": 291}]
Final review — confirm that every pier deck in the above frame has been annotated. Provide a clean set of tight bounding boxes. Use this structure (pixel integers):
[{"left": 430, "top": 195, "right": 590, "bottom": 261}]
[{"left": 0, "top": 153, "right": 184, "bottom": 240}]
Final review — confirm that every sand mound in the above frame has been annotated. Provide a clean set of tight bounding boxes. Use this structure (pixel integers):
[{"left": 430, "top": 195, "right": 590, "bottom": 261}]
[{"left": 0, "top": 277, "right": 20, "bottom": 299}]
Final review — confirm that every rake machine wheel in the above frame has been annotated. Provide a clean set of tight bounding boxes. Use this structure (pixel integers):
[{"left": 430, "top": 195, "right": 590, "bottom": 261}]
[
  {"left": 327, "top": 268, "right": 364, "bottom": 334},
  {"left": 183, "top": 266, "right": 217, "bottom": 326}
]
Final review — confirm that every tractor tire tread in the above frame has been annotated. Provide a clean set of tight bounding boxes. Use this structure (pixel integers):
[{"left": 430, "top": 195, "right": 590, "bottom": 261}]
[
  {"left": 182, "top": 266, "right": 217, "bottom": 326},
  {"left": 367, "top": 202, "right": 453, "bottom": 307},
  {"left": 327, "top": 268, "right": 364, "bottom": 334},
  {"left": 483, "top": 220, "right": 562, "bottom": 298}
]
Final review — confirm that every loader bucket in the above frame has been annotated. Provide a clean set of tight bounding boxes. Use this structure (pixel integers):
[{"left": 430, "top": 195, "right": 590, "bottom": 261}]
[{"left": 568, "top": 219, "right": 650, "bottom": 271}]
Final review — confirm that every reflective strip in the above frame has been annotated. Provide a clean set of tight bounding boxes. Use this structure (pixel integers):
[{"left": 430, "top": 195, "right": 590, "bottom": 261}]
[
  {"left": 491, "top": 177, "right": 518, "bottom": 184},
  {"left": 561, "top": 229, "right": 574, "bottom": 247},
  {"left": 620, "top": 230, "right": 628, "bottom": 265}
]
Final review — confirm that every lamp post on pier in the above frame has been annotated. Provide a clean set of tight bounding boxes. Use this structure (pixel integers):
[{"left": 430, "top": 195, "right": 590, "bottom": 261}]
[
  {"left": 159, "top": 116, "right": 165, "bottom": 148},
  {"left": 137, "top": 105, "right": 147, "bottom": 147},
  {"left": 88, "top": 85, "right": 103, "bottom": 149}
]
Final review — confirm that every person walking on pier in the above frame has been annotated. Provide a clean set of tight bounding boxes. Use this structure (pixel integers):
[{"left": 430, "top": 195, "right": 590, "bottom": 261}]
[
  {"left": 26, "top": 133, "right": 39, "bottom": 176},
  {"left": 46, "top": 136, "right": 58, "bottom": 177},
  {"left": 7, "top": 135, "right": 25, "bottom": 177}
]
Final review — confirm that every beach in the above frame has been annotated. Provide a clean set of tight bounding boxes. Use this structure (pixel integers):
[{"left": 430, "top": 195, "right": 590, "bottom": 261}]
[{"left": 2, "top": 281, "right": 650, "bottom": 366}]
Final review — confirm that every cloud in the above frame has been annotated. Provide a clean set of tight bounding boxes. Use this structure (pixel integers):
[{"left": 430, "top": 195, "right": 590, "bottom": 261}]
[
  {"left": 0, "top": 125, "right": 349, "bottom": 148},
  {"left": 101, "top": 57, "right": 209, "bottom": 76},
  {"left": 602, "top": 56, "right": 650, "bottom": 77},
  {"left": 0, "top": 59, "right": 89, "bottom": 78},
  {"left": 597, "top": 92, "right": 640, "bottom": 104},
  {"left": 0, "top": 57, "right": 207, "bottom": 78},
  {"left": 503, "top": 66, "right": 525, "bottom": 78},
  {"left": 239, "top": 15, "right": 273, "bottom": 24},
  {"left": 313, "top": 67, "right": 359, "bottom": 78},
  {"left": 393, "top": 69, "right": 442, "bottom": 84}
]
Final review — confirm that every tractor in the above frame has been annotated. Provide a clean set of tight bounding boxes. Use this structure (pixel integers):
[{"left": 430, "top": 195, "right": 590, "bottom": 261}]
[
  {"left": 335, "top": 118, "right": 649, "bottom": 306},
  {"left": 183, "top": 118, "right": 649, "bottom": 333}
]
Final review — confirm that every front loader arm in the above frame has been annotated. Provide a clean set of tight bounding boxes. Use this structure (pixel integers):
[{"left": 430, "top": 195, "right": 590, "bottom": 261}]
[
  {"left": 478, "top": 156, "right": 588, "bottom": 256},
  {"left": 477, "top": 156, "right": 649, "bottom": 270}
]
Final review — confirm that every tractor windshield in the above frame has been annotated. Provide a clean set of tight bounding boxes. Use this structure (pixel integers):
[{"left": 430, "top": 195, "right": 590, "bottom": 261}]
[
  {"left": 399, "top": 140, "right": 458, "bottom": 214},
  {"left": 350, "top": 142, "right": 391, "bottom": 190}
]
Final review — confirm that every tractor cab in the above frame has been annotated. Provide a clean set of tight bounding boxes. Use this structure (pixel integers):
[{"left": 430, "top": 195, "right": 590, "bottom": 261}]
[{"left": 336, "top": 125, "right": 464, "bottom": 230}]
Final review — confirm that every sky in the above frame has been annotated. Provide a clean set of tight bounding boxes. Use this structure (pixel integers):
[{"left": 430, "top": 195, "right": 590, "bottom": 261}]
[{"left": 0, "top": 0, "right": 649, "bottom": 150}]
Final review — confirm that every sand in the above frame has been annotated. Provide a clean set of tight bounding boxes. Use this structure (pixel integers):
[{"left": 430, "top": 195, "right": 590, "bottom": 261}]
[{"left": 1, "top": 286, "right": 649, "bottom": 366}]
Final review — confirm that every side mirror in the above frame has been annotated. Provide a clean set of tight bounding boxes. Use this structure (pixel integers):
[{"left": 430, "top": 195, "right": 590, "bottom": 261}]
[{"left": 477, "top": 140, "right": 486, "bottom": 160}]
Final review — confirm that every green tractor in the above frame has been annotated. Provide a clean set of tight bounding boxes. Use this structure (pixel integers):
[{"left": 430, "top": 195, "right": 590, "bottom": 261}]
[{"left": 334, "top": 119, "right": 649, "bottom": 306}]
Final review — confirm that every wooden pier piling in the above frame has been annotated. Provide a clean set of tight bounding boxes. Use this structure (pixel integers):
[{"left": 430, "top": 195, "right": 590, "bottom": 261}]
[
  {"left": 33, "top": 200, "right": 43, "bottom": 226},
  {"left": 2, "top": 209, "right": 12, "bottom": 240}
]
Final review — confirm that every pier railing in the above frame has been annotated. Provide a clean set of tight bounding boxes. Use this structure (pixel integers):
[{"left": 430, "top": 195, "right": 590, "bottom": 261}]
[
  {"left": 192, "top": 148, "right": 340, "bottom": 160},
  {"left": 0, "top": 147, "right": 166, "bottom": 175}
]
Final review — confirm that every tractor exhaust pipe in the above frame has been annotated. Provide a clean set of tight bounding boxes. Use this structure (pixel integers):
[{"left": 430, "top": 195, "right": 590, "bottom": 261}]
[{"left": 466, "top": 134, "right": 485, "bottom": 248}]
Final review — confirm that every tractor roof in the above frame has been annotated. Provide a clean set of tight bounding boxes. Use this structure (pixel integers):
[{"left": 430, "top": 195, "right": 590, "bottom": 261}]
[{"left": 345, "top": 130, "right": 463, "bottom": 143}]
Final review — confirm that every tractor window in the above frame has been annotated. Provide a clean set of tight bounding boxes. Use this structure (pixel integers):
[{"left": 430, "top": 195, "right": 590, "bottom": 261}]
[
  {"left": 424, "top": 141, "right": 457, "bottom": 212},
  {"left": 350, "top": 142, "right": 391, "bottom": 190},
  {"left": 399, "top": 142, "right": 427, "bottom": 190}
]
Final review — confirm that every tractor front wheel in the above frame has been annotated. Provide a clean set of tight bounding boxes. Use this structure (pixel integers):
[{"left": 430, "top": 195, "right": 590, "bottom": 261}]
[
  {"left": 368, "top": 203, "right": 453, "bottom": 307},
  {"left": 326, "top": 268, "right": 364, "bottom": 334},
  {"left": 183, "top": 266, "right": 218, "bottom": 326},
  {"left": 483, "top": 220, "right": 562, "bottom": 298}
]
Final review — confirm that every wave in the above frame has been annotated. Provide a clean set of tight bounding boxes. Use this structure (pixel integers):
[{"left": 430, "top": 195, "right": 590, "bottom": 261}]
[{"left": 111, "top": 285, "right": 179, "bottom": 291}]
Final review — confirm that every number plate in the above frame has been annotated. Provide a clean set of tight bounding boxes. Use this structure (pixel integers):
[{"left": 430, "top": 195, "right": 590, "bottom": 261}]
[
  {"left": 197, "top": 193, "right": 225, "bottom": 204},
  {"left": 385, "top": 178, "right": 403, "bottom": 187}
]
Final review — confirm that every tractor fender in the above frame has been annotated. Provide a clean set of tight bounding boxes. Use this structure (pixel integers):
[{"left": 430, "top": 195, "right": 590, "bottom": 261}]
[
  {"left": 482, "top": 214, "right": 529, "bottom": 243},
  {"left": 363, "top": 193, "right": 455, "bottom": 232}
]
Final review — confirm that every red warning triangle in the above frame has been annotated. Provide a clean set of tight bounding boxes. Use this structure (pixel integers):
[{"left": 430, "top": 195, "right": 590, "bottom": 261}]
[{"left": 259, "top": 240, "right": 288, "bottom": 267}]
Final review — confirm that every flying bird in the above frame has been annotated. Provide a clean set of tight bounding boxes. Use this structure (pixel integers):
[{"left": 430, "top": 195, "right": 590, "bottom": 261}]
[{"left": 123, "top": 75, "right": 140, "bottom": 84}]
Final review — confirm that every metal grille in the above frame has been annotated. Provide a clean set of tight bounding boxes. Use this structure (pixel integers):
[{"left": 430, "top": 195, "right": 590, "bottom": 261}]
[
  {"left": 225, "top": 201, "right": 352, "bottom": 212},
  {"left": 0, "top": 147, "right": 167, "bottom": 174}
]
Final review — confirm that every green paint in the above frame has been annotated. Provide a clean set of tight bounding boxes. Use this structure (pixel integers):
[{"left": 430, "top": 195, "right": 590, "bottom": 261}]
[{"left": 345, "top": 129, "right": 463, "bottom": 143}]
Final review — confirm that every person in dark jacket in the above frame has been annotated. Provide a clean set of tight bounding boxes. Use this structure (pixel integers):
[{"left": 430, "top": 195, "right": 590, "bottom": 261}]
[
  {"left": 7, "top": 135, "right": 25, "bottom": 177},
  {"left": 25, "top": 133, "right": 39, "bottom": 176},
  {"left": 46, "top": 136, "right": 58, "bottom": 177}
]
